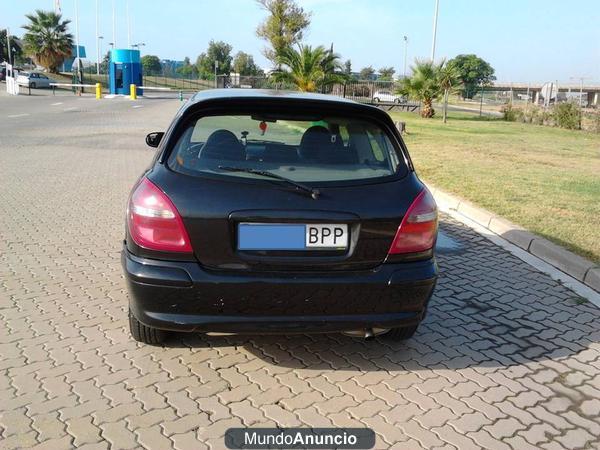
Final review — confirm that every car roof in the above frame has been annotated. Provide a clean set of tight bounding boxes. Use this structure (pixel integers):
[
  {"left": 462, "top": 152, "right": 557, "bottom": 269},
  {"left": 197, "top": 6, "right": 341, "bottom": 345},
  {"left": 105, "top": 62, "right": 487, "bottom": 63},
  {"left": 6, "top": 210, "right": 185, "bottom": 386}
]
[
  {"left": 189, "top": 89, "right": 357, "bottom": 106},
  {"left": 183, "top": 89, "right": 386, "bottom": 117}
]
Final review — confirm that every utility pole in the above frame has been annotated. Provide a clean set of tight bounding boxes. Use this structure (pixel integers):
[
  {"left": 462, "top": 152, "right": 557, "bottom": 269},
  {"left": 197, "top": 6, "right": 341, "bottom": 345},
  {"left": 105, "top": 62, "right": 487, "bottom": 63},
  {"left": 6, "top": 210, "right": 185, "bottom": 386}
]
[
  {"left": 430, "top": 0, "right": 440, "bottom": 61},
  {"left": 403, "top": 36, "right": 408, "bottom": 78}
]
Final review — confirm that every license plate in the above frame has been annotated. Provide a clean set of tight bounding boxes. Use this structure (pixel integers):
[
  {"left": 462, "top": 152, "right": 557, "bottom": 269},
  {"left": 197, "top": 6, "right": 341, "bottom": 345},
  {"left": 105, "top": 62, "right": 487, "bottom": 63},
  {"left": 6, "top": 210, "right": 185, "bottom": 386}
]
[{"left": 238, "top": 223, "right": 349, "bottom": 250}]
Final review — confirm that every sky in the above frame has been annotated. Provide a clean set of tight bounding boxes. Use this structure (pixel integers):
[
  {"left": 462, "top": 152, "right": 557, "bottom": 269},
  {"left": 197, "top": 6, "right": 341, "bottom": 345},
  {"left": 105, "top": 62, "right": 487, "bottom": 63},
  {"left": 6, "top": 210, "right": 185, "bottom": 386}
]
[{"left": 2, "top": 0, "right": 599, "bottom": 83}]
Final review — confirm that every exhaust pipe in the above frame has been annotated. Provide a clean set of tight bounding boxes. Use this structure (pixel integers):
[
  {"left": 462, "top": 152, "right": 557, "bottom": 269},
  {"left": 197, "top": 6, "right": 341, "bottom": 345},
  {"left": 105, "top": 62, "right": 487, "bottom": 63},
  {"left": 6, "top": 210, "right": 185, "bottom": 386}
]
[{"left": 342, "top": 327, "right": 390, "bottom": 339}]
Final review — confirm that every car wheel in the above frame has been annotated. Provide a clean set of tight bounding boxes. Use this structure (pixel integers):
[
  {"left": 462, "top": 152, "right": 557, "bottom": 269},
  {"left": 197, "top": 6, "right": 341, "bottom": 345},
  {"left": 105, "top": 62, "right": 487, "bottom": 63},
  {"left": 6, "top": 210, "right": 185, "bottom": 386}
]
[
  {"left": 30, "top": 82, "right": 36, "bottom": 89},
  {"left": 373, "top": 97, "right": 380, "bottom": 103},
  {"left": 384, "top": 324, "right": 419, "bottom": 341},
  {"left": 394, "top": 98, "right": 401, "bottom": 104},
  {"left": 129, "top": 309, "right": 167, "bottom": 345}
]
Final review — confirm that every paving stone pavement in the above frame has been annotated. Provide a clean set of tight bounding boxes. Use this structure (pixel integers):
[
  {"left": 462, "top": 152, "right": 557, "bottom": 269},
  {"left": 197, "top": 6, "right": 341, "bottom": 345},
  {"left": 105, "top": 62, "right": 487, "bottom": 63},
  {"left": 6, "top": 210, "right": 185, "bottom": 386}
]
[{"left": 1, "top": 96, "right": 599, "bottom": 450}]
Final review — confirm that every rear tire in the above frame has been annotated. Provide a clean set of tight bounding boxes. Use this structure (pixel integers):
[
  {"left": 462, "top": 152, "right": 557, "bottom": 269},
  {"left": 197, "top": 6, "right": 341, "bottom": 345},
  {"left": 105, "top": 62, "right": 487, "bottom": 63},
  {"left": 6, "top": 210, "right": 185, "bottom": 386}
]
[
  {"left": 373, "top": 97, "right": 380, "bottom": 103},
  {"left": 129, "top": 310, "right": 167, "bottom": 345},
  {"left": 384, "top": 324, "right": 419, "bottom": 341},
  {"left": 30, "top": 82, "right": 36, "bottom": 89}
]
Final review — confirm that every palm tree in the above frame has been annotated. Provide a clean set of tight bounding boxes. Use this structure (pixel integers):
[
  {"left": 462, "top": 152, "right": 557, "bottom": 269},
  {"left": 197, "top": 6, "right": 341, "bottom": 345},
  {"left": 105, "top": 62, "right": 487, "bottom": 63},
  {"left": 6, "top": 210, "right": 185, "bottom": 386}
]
[
  {"left": 273, "top": 44, "right": 345, "bottom": 92},
  {"left": 438, "top": 61, "right": 461, "bottom": 123},
  {"left": 399, "top": 60, "right": 443, "bottom": 118},
  {"left": 22, "top": 10, "right": 73, "bottom": 73}
]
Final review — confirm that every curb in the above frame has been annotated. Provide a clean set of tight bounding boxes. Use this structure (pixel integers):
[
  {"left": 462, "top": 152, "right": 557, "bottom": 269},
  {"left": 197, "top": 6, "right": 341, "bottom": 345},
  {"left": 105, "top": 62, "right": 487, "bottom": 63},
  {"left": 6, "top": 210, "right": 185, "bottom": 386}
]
[{"left": 425, "top": 183, "right": 600, "bottom": 294}]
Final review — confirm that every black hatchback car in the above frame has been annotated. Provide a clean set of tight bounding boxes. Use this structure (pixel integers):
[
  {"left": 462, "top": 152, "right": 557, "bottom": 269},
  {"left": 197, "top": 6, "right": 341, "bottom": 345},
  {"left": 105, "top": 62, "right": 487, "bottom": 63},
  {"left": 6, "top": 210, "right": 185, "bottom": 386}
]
[{"left": 123, "top": 90, "right": 438, "bottom": 344}]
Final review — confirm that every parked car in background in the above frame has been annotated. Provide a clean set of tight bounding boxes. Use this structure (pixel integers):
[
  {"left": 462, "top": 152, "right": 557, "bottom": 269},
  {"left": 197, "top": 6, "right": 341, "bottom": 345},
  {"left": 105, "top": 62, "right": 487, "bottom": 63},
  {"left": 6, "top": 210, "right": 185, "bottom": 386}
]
[
  {"left": 16, "top": 72, "right": 54, "bottom": 88},
  {"left": 373, "top": 90, "right": 404, "bottom": 103},
  {"left": 123, "top": 90, "right": 438, "bottom": 345}
]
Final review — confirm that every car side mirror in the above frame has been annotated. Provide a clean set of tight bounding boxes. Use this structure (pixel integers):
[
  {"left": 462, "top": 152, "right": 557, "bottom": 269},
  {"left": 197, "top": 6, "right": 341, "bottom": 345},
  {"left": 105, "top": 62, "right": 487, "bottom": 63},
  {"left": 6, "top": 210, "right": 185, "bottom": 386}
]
[{"left": 146, "top": 132, "right": 164, "bottom": 148}]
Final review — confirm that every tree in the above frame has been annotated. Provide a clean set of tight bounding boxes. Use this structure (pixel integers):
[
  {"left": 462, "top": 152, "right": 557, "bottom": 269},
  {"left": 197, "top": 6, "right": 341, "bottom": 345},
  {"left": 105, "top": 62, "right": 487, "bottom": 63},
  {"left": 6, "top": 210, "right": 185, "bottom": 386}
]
[
  {"left": 22, "top": 10, "right": 73, "bottom": 73},
  {"left": 399, "top": 59, "right": 443, "bottom": 118},
  {"left": 378, "top": 66, "right": 395, "bottom": 81},
  {"left": 196, "top": 40, "right": 233, "bottom": 78},
  {"left": 141, "top": 55, "right": 161, "bottom": 75},
  {"left": 233, "top": 51, "right": 262, "bottom": 76},
  {"left": 437, "top": 61, "right": 461, "bottom": 123},
  {"left": 256, "top": 0, "right": 311, "bottom": 65},
  {"left": 99, "top": 51, "right": 110, "bottom": 73},
  {"left": 343, "top": 59, "right": 352, "bottom": 75},
  {"left": 177, "top": 56, "right": 197, "bottom": 76},
  {"left": 0, "top": 30, "right": 23, "bottom": 64},
  {"left": 359, "top": 66, "right": 375, "bottom": 80},
  {"left": 447, "top": 54, "right": 495, "bottom": 99},
  {"left": 273, "top": 44, "right": 345, "bottom": 92}
]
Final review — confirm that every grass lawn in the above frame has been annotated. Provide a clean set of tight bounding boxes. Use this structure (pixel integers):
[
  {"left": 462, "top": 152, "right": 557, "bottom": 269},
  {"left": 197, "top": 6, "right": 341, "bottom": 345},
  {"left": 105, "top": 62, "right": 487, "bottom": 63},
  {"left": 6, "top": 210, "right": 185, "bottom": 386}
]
[{"left": 388, "top": 111, "right": 600, "bottom": 263}]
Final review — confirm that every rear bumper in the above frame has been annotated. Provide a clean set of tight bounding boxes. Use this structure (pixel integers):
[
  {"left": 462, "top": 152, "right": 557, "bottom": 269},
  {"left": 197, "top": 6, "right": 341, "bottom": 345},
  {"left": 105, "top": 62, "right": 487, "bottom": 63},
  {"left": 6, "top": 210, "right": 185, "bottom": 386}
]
[{"left": 122, "top": 249, "right": 437, "bottom": 333}]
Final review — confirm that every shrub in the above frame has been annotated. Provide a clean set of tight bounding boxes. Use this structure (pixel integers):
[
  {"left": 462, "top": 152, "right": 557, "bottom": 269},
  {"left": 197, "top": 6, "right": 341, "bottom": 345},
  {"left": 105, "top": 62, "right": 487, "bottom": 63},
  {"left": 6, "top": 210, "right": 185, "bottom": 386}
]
[
  {"left": 522, "top": 105, "right": 541, "bottom": 124},
  {"left": 540, "top": 110, "right": 555, "bottom": 127},
  {"left": 501, "top": 103, "right": 520, "bottom": 121},
  {"left": 553, "top": 102, "right": 581, "bottom": 130},
  {"left": 583, "top": 111, "right": 600, "bottom": 133}
]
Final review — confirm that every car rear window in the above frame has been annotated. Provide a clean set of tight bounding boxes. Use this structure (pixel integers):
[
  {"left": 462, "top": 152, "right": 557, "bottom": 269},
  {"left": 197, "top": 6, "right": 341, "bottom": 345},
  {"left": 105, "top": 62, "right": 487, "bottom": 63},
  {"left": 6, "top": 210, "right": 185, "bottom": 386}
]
[{"left": 167, "top": 113, "right": 406, "bottom": 183}]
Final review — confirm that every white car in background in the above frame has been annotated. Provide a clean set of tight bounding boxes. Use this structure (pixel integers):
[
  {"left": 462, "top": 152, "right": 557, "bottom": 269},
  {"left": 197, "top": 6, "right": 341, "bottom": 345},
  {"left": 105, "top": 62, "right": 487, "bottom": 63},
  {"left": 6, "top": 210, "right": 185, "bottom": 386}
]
[
  {"left": 16, "top": 72, "right": 54, "bottom": 89},
  {"left": 373, "top": 90, "right": 404, "bottom": 103}
]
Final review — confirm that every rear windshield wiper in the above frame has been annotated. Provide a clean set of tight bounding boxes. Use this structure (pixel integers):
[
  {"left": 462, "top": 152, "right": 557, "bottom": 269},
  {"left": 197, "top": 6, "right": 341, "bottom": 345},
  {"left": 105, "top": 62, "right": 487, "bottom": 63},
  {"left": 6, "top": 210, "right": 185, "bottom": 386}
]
[{"left": 218, "top": 166, "right": 320, "bottom": 199}]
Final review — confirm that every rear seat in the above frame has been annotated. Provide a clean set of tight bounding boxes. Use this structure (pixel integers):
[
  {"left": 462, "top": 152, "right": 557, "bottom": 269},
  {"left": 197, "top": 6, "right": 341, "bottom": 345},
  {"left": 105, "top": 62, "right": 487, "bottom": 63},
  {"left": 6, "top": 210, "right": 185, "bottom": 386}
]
[{"left": 262, "top": 143, "right": 299, "bottom": 163}]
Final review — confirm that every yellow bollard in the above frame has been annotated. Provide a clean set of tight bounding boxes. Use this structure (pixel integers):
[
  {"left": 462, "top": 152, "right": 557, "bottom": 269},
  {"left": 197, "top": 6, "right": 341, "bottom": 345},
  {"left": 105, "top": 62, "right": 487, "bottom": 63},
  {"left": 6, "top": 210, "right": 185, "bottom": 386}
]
[
  {"left": 130, "top": 84, "right": 137, "bottom": 100},
  {"left": 95, "top": 83, "right": 102, "bottom": 99}
]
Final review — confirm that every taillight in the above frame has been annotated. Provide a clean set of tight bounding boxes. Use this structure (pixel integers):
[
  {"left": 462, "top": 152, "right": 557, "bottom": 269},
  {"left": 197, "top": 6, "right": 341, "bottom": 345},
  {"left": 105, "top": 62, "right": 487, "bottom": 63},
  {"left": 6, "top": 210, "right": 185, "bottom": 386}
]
[
  {"left": 127, "top": 178, "right": 192, "bottom": 253},
  {"left": 388, "top": 188, "right": 438, "bottom": 255}
]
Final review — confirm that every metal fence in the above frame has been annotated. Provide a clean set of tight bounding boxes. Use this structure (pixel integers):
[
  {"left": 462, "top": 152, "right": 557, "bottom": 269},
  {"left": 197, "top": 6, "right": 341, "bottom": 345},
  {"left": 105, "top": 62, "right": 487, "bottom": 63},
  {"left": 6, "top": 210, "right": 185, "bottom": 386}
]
[
  {"left": 70, "top": 65, "right": 419, "bottom": 111},
  {"left": 328, "top": 81, "right": 420, "bottom": 111},
  {"left": 74, "top": 65, "right": 216, "bottom": 92},
  {"left": 216, "top": 75, "right": 421, "bottom": 111}
]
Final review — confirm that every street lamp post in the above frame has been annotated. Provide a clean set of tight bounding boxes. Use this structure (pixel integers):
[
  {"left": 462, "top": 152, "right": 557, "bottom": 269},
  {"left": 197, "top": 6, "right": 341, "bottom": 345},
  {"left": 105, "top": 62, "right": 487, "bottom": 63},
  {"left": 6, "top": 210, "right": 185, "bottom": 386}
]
[
  {"left": 6, "top": 28, "right": 12, "bottom": 66},
  {"left": 403, "top": 35, "right": 408, "bottom": 78},
  {"left": 97, "top": 36, "right": 104, "bottom": 75},
  {"left": 430, "top": 0, "right": 440, "bottom": 61},
  {"left": 74, "top": 0, "right": 82, "bottom": 86},
  {"left": 214, "top": 61, "right": 218, "bottom": 88},
  {"left": 96, "top": 0, "right": 100, "bottom": 75},
  {"left": 570, "top": 76, "right": 590, "bottom": 108},
  {"left": 108, "top": 42, "right": 114, "bottom": 68},
  {"left": 112, "top": 0, "right": 117, "bottom": 48},
  {"left": 126, "top": 0, "right": 131, "bottom": 48},
  {"left": 479, "top": 84, "right": 484, "bottom": 117},
  {"left": 130, "top": 44, "right": 145, "bottom": 90}
]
